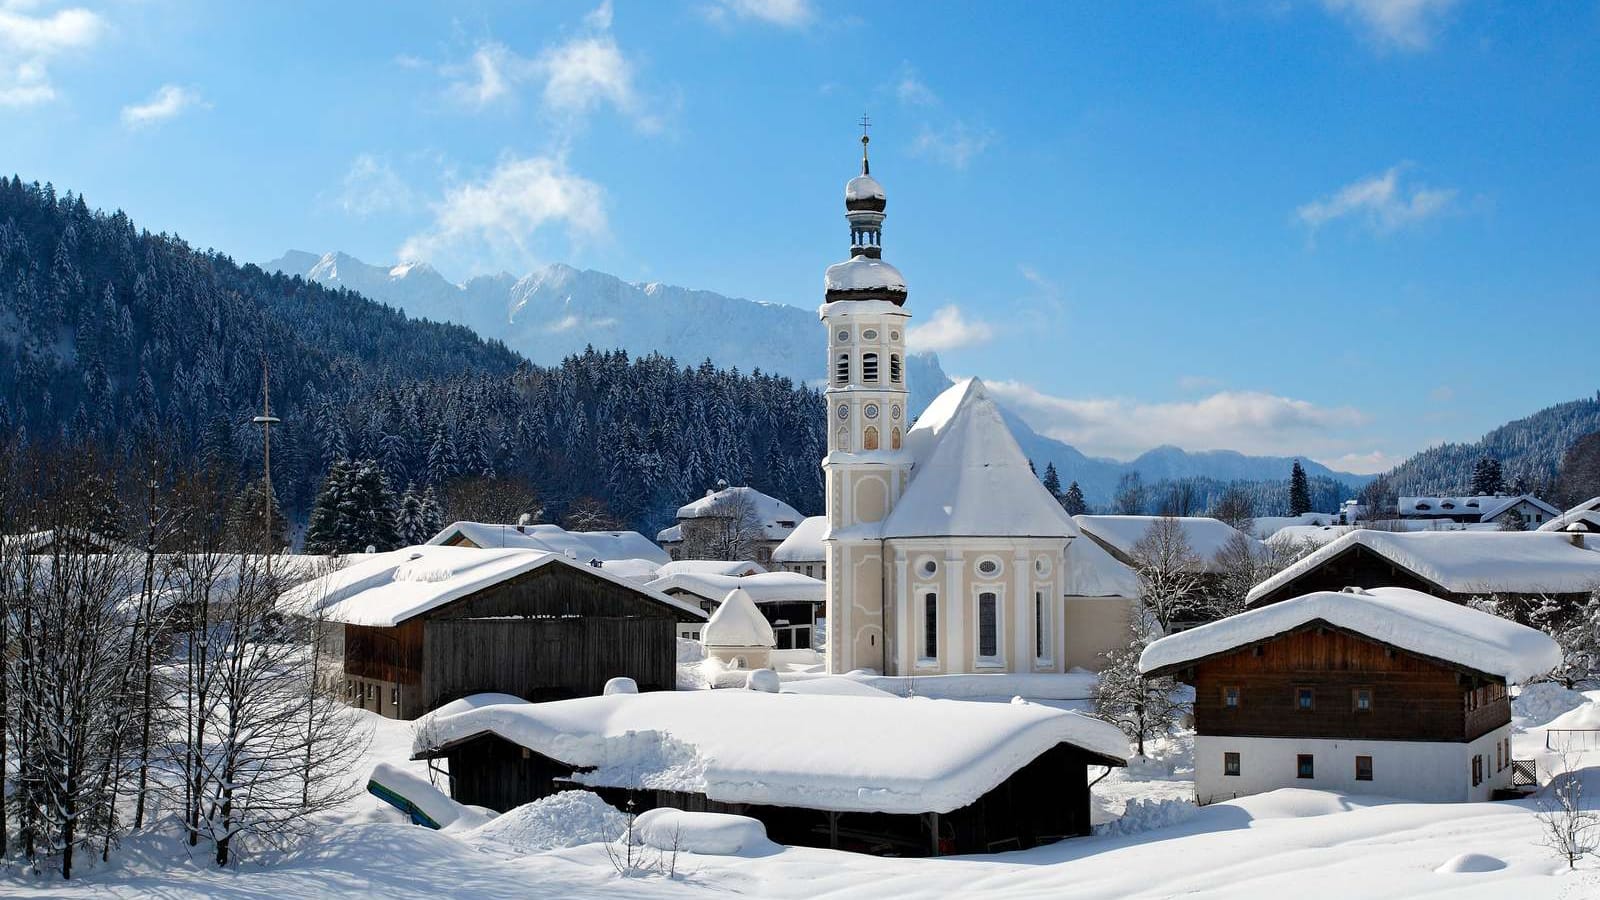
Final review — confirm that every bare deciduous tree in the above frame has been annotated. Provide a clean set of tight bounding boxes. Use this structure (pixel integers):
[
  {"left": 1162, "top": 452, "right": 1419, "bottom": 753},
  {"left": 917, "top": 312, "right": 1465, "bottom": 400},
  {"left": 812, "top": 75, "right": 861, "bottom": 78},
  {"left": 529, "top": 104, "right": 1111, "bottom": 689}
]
[
  {"left": 1537, "top": 753, "right": 1599, "bottom": 869},
  {"left": 1131, "top": 516, "right": 1203, "bottom": 632}
]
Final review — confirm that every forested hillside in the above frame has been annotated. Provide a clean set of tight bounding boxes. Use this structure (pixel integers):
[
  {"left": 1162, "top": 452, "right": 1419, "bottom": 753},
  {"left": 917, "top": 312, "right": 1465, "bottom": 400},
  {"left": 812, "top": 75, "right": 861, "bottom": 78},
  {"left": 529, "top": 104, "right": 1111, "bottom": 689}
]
[
  {"left": 1384, "top": 392, "right": 1600, "bottom": 497},
  {"left": 0, "top": 178, "right": 824, "bottom": 532}
]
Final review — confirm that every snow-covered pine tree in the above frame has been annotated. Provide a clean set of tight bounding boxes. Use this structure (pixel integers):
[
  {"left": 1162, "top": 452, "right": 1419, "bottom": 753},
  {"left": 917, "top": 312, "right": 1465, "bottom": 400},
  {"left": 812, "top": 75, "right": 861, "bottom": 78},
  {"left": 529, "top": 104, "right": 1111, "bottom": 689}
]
[
  {"left": 1041, "top": 462, "right": 1063, "bottom": 501},
  {"left": 1472, "top": 455, "right": 1506, "bottom": 496},
  {"left": 1288, "top": 460, "right": 1312, "bottom": 516},
  {"left": 304, "top": 458, "right": 400, "bottom": 554},
  {"left": 1061, "top": 480, "right": 1088, "bottom": 516}
]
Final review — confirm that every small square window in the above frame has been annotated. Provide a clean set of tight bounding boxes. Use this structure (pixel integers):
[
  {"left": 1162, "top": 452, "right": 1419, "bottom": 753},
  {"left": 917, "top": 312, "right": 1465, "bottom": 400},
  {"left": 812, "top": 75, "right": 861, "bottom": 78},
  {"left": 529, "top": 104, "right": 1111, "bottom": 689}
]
[
  {"left": 1224, "top": 752, "right": 1241, "bottom": 777},
  {"left": 1356, "top": 756, "right": 1373, "bottom": 781},
  {"left": 1296, "top": 687, "right": 1315, "bottom": 710},
  {"left": 1353, "top": 688, "right": 1373, "bottom": 712},
  {"left": 1297, "top": 754, "right": 1315, "bottom": 779},
  {"left": 1223, "top": 686, "right": 1241, "bottom": 709}
]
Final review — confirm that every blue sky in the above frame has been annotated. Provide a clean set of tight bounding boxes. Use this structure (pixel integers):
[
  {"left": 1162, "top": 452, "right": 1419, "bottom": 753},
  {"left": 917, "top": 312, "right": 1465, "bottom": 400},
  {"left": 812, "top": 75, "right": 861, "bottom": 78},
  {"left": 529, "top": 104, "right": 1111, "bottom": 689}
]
[{"left": 4, "top": 0, "right": 1597, "bottom": 473}]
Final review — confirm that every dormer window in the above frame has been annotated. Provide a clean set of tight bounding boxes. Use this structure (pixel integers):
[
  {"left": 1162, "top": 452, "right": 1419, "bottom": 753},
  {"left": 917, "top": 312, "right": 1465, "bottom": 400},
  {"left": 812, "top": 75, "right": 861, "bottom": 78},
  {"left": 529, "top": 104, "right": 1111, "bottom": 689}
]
[
  {"left": 1441, "top": 502, "right": 1455, "bottom": 510},
  {"left": 1416, "top": 502, "right": 1431, "bottom": 510}
]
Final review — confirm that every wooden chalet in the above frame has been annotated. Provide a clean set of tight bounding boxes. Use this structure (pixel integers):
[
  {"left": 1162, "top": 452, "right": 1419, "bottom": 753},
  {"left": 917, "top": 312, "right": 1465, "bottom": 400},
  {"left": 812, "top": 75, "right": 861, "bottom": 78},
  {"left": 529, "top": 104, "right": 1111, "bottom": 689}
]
[
  {"left": 1142, "top": 586, "right": 1560, "bottom": 804},
  {"left": 286, "top": 545, "right": 707, "bottom": 720}
]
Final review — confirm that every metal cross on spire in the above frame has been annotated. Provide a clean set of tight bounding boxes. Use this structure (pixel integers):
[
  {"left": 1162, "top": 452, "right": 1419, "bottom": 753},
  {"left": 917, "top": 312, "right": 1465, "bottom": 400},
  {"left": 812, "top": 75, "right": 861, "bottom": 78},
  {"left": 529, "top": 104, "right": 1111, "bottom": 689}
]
[{"left": 859, "top": 113, "right": 871, "bottom": 174}]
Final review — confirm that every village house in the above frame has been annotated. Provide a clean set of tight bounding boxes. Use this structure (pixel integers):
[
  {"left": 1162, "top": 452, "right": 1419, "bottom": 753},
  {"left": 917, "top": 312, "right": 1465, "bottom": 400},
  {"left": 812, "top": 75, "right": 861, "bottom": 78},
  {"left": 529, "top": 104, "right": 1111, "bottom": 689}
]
[
  {"left": 428, "top": 520, "right": 668, "bottom": 565},
  {"left": 283, "top": 545, "right": 706, "bottom": 719},
  {"left": 656, "top": 484, "right": 805, "bottom": 565},
  {"left": 1245, "top": 529, "right": 1600, "bottom": 609},
  {"left": 1398, "top": 494, "right": 1559, "bottom": 528},
  {"left": 647, "top": 569, "right": 825, "bottom": 650},
  {"left": 1540, "top": 496, "right": 1600, "bottom": 534},
  {"left": 411, "top": 688, "right": 1128, "bottom": 856},
  {"left": 1140, "top": 586, "right": 1560, "bottom": 804},
  {"left": 771, "top": 514, "right": 827, "bottom": 579}
]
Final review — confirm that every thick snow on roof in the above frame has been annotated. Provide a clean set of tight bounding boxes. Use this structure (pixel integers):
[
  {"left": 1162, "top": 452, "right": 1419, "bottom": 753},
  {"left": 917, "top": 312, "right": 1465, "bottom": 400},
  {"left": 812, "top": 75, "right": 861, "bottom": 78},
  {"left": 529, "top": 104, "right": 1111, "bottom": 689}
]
[
  {"left": 1266, "top": 524, "right": 1356, "bottom": 550},
  {"left": 1246, "top": 529, "right": 1600, "bottom": 605},
  {"left": 823, "top": 255, "right": 906, "bottom": 293},
  {"left": 771, "top": 515, "right": 827, "bottom": 563},
  {"left": 1399, "top": 494, "right": 1557, "bottom": 520},
  {"left": 428, "top": 522, "right": 669, "bottom": 565},
  {"left": 1073, "top": 515, "right": 1258, "bottom": 572},
  {"left": 656, "top": 559, "right": 767, "bottom": 577},
  {"left": 1251, "top": 513, "right": 1337, "bottom": 539},
  {"left": 1142, "top": 586, "right": 1561, "bottom": 683},
  {"left": 675, "top": 486, "right": 803, "bottom": 541},
  {"left": 282, "top": 544, "right": 705, "bottom": 626},
  {"left": 1541, "top": 497, "right": 1600, "bottom": 532},
  {"left": 1061, "top": 533, "right": 1140, "bottom": 597},
  {"left": 656, "top": 524, "right": 682, "bottom": 543},
  {"left": 701, "top": 588, "right": 776, "bottom": 648},
  {"left": 413, "top": 690, "right": 1127, "bottom": 814},
  {"left": 882, "top": 379, "right": 1079, "bottom": 539},
  {"left": 648, "top": 571, "right": 824, "bottom": 606},
  {"left": 845, "top": 173, "right": 885, "bottom": 202}
]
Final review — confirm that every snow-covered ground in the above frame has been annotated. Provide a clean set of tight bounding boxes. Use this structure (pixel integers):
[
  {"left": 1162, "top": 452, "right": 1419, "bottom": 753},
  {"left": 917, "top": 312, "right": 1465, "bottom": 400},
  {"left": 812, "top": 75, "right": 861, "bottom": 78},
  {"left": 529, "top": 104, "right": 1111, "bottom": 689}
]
[{"left": 8, "top": 686, "right": 1600, "bottom": 898}]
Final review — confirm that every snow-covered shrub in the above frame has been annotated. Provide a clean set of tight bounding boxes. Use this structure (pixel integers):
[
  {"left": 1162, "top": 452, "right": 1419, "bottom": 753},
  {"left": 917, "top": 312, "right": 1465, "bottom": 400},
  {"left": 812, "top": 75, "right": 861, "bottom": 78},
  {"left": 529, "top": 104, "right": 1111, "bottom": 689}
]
[
  {"left": 465, "top": 791, "right": 627, "bottom": 852},
  {"left": 629, "top": 808, "right": 777, "bottom": 856}
]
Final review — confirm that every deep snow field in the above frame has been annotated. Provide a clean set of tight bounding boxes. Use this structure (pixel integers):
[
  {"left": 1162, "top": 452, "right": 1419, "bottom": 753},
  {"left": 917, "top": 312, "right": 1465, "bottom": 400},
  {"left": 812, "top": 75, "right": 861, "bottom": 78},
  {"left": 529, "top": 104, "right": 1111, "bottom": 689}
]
[{"left": 5, "top": 684, "right": 1600, "bottom": 899}]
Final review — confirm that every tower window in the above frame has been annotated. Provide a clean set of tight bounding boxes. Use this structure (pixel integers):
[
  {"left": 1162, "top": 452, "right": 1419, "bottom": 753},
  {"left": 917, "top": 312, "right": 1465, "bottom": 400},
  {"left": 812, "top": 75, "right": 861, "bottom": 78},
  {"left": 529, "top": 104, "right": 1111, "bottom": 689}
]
[
  {"left": 835, "top": 353, "right": 849, "bottom": 383},
  {"left": 890, "top": 354, "right": 902, "bottom": 383},
  {"left": 977, "top": 592, "right": 999, "bottom": 660},
  {"left": 922, "top": 592, "right": 938, "bottom": 660},
  {"left": 863, "top": 329, "right": 878, "bottom": 341},
  {"left": 863, "top": 426, "right": 879, "bottom": 450},
  {"left": 862, "top": 352, "right": 879, "bottom": 382},
  {"left": 891, "top": 427, "right": 901, "bottom": 450}
]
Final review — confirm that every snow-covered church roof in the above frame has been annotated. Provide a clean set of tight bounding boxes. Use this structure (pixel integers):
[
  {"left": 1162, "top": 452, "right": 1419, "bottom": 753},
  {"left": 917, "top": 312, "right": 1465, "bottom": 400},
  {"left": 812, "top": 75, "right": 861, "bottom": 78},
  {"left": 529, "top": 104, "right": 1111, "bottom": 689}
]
[
  {"left": 772, "top": 515, "right": 827, "bottom": 563},
  {"left": 881, "top": 379, "right": 1079, "bottom": 539},
  {"left": 1061, "top": 532, "right": 1141, "bottom": 598},
  {"left": 700, "top": 588, "right": 776, "bottom": 648},
  {"left": 412, "top": 690, "right": 1128, "bottom": 815},
  {"left": 428, "top": 521, "right": 669, "bottom": 565},
  {"left": 823, "top": 255, "right": 906, "bottom": 294},
  {"left": 845, "top": 173, "right": 885, "bottom": 203},
  {"left": 1141, "top": 586, "right": 1561, "bottom": 684},
  {"left": 1246, "top": 529, "right": 1600, "bottom": 606},
  {"left": 1073, "top": 515, "right": 1260, "bottom": 573}
]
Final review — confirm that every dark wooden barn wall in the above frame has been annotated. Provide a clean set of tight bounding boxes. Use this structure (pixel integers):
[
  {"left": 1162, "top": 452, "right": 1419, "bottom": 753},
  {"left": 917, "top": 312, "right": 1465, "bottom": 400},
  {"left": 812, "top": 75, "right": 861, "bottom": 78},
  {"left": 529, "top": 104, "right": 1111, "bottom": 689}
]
[
  {"left": 344, "top": 620, "right": 424, "bottom": 685},
  {"left": 1188, "top": 624, "right": 1502, "bottom": 742},
  {"left": 1252, "top": 545, "right": 1442, "bottom": 606},
  {"left": 429, "top": 563, "right": 688, "bottom": 621},
  {"left": 422, "top": 617, "right": 675, "bottom": 708}
]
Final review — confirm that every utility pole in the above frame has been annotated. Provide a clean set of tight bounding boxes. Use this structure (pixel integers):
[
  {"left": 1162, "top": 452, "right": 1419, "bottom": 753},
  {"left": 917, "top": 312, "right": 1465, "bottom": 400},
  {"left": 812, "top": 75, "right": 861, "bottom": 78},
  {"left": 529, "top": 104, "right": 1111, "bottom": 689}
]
[{"left": 250, "top": 357, "right": 280, "bottom": 556}]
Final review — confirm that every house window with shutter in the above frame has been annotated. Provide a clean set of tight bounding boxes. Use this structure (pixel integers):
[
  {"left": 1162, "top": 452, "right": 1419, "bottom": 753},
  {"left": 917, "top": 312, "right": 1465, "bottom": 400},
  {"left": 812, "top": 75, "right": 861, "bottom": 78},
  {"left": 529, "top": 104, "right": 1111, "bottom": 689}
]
[{"left": 1222, "top": 685, "right": 1241, "bottom": 709}]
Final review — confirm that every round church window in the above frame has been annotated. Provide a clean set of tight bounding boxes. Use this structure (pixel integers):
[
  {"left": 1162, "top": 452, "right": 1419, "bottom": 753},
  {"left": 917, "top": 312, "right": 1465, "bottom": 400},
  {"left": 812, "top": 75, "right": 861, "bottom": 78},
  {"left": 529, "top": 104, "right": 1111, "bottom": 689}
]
[
  {"left": 891, "top": 404, "right": 901, "bottom": 420},
  {"left": 864, "top": 404, "right": 879, "bottom": 419},
  {"left": 919, "top": 557, "right": 938, "bottom": 577},
  {"left": 977, "top": 557, "right": 1003, "bottom": 578},
  {"left": 837, "top": 330, "right": 850, "bottom": 342},
  {"left": 837, "top": 405, "right": 849, "bottom": 420},
  {"left": 890, "top": 331, "right": 900, "bottom": 341},
  {"left": 863, "top": 329, "right": 878, "bottom": 341}
]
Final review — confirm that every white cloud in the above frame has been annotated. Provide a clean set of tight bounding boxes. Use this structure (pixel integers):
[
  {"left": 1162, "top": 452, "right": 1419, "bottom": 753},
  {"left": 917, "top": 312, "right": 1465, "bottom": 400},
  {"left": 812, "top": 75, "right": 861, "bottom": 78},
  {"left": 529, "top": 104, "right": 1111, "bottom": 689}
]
[
  {"left": 583, "top": 0, "right": 614, "bottom": 30},
  {"left": 1295, "top": 164, "right": 1456, "bottom": 234},
  {"left": 538, "top": 34, "right": 642, "bottom": 123},
  {"left": 1177, "top": 374, "right": 1224, "bottom": 392},
  {"left": 445, "top": 42, "right": 521, "bottom": 108},
  {"left": 1320, "top": 450, "right": 1401, "bottom": 475},
  {"left": 120, "top": 84, "right": 206, "bottom": 128},
  {"left": 0, "top": 4, "right": 104, "bottom": 107},
  {"left": 336, "top": 154, "right": 414, "bottom": 217},
  {"left": 912, "top": 121, "right": 994, "bottom": 169},
  {"left": 1321, "top": 0, "right": 1458, "bottom": 50},
  {"left": 895, "top": 65, "right": 937, "bottom": 107},
  {"left": 983, "top": 380, "right": 1371, "bottom": 463},
  {"left": 906, "top": 305, "right": 995, "bottom": 352},
  {"left": 701, "top": 0, "right": 813, "bottom": 28},
  {"left": 398, "top": 154, "right": 606, "bottom": 273}
]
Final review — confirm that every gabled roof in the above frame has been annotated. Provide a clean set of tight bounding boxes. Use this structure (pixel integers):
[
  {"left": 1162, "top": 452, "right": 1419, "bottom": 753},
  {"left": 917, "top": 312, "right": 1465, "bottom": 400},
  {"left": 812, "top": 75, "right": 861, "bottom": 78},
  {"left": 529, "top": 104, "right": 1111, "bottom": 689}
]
[
  {"left": 701, "top": 588, "right": 776, "bottom": 648},
  {"left": 412, "top": 690, "right": 1128, "bottom": 815},
  {"left": 881, "top": 379, "right": 1078, "bottom": 539},
  {"left": 1398, "top": 494, "right": 1558, "bottom": 520},
  {"left": 772, "top": 515, "right": 827, "bottom": 563},
  {"left": 1072, "top": 515, "right": 1260, "bottom": 573},
  {"left": 1246, "top": 529, "right": 1600, "bottom": 606},
  {"left": 428, "top": 521, "right": 669, "bottom": 565},
  {"left": 281, "top": 544, "right": 705, "bottom": 627},
  {"left": 1061, "top": 532, "right": 1141, "bottom": 598},
  {"left": 655, "top": 559, "right": 766, "bottom": 577},
  {"left": 646, "top": 570, "right": 824, "bottom": 606},
  {"left": 675, "top": 486, "right": 804, "bottom": 541},
  {"left": 1141, "top": 586, "right": 1560, "bottom": 684},
  {"left": 1541, "top": 497, "right": 1600, "bottom": 533},
  {"left": 1476, "top": 494, "right": 1561, "bottom": 522}
]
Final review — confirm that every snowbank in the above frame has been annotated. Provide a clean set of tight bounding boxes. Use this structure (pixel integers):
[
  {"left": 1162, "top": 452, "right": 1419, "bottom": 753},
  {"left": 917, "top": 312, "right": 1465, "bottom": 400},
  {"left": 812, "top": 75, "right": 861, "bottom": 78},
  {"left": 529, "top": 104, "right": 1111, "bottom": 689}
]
[
  {"left": 1093, "top": 798, "right": 1197, "bottom": 837},
  {"left": 1142, "top": 586, "right": 1561, "bottom": 684},
  {"left": 413, "top": 690, "right": 1128, "bottom": 815},
  {"left": 629, "top": 808, "right": 778, "bottom": 856},
  {"left": 1512, "top": 682, "right": 1587, "bottom": 727},
  {"left": 1434, "top": 852, "right": 1507, "bottom": 873},
  {"left": 464, "top": 791, "right": 626, "bottom": 852}
]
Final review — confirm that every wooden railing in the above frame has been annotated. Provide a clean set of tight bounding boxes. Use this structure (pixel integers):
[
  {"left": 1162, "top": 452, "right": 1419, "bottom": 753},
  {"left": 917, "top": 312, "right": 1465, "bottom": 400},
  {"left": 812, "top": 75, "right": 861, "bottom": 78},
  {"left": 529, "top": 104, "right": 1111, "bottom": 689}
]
[{"left": 1545, "top": 729, "right": 1600, "bottom": 753}]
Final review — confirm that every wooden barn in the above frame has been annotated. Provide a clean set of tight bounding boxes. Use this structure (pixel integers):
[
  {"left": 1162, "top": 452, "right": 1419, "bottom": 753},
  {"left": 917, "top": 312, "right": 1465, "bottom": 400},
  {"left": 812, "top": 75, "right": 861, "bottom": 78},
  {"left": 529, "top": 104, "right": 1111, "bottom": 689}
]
[
  {"left": 1142, "top": 586, "right": 1559, "bottom": 805},
  {"left": 411, "top": 689, "right": 1128, "bottom": 856},
  {"left": 284, "top": 545, "right": 707, "bottom": 720},
  {"left": 1245, "top": 529, "right": 1600, "bottom": 611}
]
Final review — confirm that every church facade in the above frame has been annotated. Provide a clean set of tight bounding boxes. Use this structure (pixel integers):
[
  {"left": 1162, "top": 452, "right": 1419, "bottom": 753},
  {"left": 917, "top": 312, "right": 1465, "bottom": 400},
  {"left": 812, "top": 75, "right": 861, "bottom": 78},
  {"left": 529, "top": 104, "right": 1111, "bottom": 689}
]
[{"left": 821, "top": 137, "right": 1108, "bottom": 676}]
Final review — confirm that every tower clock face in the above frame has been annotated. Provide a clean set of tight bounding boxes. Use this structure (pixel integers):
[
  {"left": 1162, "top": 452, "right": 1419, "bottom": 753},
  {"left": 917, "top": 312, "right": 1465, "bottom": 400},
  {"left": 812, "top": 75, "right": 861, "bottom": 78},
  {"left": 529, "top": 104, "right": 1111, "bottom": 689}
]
[{"left": 864, "top": 404, "right": 879, "bottom": 419}]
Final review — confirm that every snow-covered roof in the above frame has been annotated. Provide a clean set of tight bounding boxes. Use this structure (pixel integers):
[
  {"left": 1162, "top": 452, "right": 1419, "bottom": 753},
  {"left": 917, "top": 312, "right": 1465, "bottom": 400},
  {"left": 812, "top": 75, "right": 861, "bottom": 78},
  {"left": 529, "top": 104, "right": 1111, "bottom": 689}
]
[
  {"left": 823, "top": 256, "right": 906, "bottom": 294},
  {"left": 1476, "top": 494, "right": 1561, "bottom": 522},
  {"left": 655, "top": 559, "right": 767, "bottom": 578},
  {"left": 591, "top": 557, "right": 663, "bottom": 584},
  {"left": 1265, "top": 524, "right": 1356, "bottom": 550},
  {"left": 428, "top": 522, "right": 670, "bottom": 565},
  {"left": 656, "top": 524, "right": 683, "bottom": 543},
  {"left": 701, "top": 588, "right": 776, "bottom": 648},
  {"left": 1540, "top": 497, "right": 1600, "bottom": 533},
  {"left": 412, "top": 690, "right": 1128, "bottom": 815},
  {"left": 771, "top": 515, "right": 827, "bottom": 563},
  {"left": 1251, "top": 513, "right": 1337, "bottom": 539},
  {"left": 1142, "top": 586, "right": 1561, "bottom": 683},
  {"left": 647, "top": 571, "right": 824, "bottom": 606},
  {"left": 1246, "top": 529, "right": 1600, "bottom": 606},
  {"left": 674, "top": 487, "right": 803, "bottom": 541},
  {"left": 845, "top": 173, "right": 885, "bottom": 202},
  {"left": 1073, "top": 515, "right": 1259, "bottom": 572},
  {"left": 281, "top": 545, "right": 706, "bottom": 627},
  {"left": 1398, "top": 494, "right": 1557, "bottom": 520},
  {"left": 1061, "top": 532, "right": 1141, "bottom": 597},
  {"left": 882, "top": 379, "right": 1079, "bottom": 539}
]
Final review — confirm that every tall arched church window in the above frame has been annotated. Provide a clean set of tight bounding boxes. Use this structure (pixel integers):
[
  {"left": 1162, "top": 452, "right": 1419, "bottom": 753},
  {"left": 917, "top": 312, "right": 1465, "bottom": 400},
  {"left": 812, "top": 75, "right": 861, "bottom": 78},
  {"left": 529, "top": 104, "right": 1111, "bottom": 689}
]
[
  {"left": 863, "top": 426, "right": 879, "bottom": 450},
  {"left": 922, "top": 592, "right": 938, "bottom": 660},
  {"left": 891, "top": 427, "right": 901, "bottom": 450},
  {"left": 890, "top": 354, "right": 902, "bottom": 383},
  {"left": 978, "top": 592, "right": 999, "bottom": 660},
  {"left": 862, "top": 352, "right": 879, "bottom": 382},
  {"left": 836, "top": 426, "right": 849, "bottom": 450},
  {"left": 835, "top": 353, "right": 849, "bottom": 383}
]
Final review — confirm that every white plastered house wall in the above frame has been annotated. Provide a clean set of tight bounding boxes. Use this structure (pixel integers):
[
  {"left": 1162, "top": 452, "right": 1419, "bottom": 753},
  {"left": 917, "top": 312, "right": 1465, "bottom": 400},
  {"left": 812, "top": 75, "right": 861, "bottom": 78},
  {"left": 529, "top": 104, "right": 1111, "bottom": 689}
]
[{"left": 1195, "top": 726, "right": 1513, "bottom": 805}]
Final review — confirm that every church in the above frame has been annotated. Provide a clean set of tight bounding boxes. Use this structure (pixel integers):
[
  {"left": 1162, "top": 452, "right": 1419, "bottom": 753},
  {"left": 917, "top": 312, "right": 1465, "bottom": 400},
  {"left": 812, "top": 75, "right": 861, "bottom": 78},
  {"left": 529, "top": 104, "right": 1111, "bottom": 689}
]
[{"left": 821, "top": 136, "right": 1132, "bottom": 676}]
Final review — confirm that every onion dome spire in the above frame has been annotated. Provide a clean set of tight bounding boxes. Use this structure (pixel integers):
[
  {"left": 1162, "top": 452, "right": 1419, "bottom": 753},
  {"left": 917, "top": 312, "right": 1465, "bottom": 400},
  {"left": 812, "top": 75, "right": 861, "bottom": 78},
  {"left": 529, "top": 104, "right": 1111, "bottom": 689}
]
[{"left": 827, "top": 123, "right": 906, "bottom": 305}]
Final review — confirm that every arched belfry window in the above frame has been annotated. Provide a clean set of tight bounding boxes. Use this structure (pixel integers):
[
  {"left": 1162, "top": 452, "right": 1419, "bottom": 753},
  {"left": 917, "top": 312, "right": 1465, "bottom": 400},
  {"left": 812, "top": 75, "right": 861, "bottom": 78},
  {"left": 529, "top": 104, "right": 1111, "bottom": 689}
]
[
  {"left": 836, "top": 426, "right": 849, "bottom": 450},
  {"left": 835, "top": 353, "right": 849, "bottom": 383},
  {"left": 890, "top": 354, "right": 902, "bottom": 383},
  {"left": 863, "top": 426, "right": 879, "bottom": 450},
  {"left": 862, "top": 352, "right": 879, "bottom": 382},
  {"left": 891, "top": 427, "right": 901, "bottom": 450}
]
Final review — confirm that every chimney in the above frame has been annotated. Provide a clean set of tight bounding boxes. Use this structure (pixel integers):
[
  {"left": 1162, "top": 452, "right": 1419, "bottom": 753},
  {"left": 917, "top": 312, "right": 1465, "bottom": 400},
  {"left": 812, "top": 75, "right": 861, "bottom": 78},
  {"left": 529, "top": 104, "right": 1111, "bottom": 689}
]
[{"left": 1572, "top": 531, "right": 1586, "bottom": 549}]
